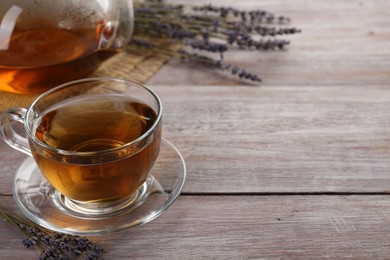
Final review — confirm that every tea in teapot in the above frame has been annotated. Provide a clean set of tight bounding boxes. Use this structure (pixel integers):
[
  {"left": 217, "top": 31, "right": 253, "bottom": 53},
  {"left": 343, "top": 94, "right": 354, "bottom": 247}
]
[{"left": 0, "top": 0, "right": 133, "bottom": 94}]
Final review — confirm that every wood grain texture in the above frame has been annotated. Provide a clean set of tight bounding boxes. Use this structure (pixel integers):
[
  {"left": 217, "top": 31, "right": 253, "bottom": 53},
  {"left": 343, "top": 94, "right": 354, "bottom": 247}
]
[
  {"left": 2, "top": 195, "right": 390, "bottom": 259},
  {"left": 157, "top": 85, "right": 390, "bottom": 193}
]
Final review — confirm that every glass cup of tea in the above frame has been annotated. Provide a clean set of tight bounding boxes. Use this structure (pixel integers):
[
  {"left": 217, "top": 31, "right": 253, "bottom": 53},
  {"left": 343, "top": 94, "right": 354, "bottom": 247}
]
[
  {"left": 0, "top": 1, "right": 134, "bottom": 94},
  {"left": 0, "top": 77, "right": 163, "bottom": 220}
]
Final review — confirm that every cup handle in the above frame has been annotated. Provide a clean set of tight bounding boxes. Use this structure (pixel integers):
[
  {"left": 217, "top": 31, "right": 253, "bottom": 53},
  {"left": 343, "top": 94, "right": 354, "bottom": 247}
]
[{"left": 0, "top": 108, "right": 32, "bottom": 156}]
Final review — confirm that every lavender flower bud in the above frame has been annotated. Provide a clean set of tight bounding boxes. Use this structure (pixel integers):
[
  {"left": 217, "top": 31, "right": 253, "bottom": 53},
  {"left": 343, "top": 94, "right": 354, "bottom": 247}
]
[
  {"left": 86, "top": 254, "right": 98, "bottom": 260},
  {"left": 23, "top": 238, "right": 34, "bottom": 248},
  {"left": 92, "top": 245, "right": 104, "bottom": 253}
]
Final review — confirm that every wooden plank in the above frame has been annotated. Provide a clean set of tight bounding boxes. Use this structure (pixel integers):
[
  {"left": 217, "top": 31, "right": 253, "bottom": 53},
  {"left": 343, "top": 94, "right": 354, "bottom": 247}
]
[
  {"left": 157, "top": 85, "right": 390, "bottom": 193},
  {"left": 2, "top": 195, "right": 390, "bottom": 259},
  {"left": 2, "top": 85, "right": 390, "bottom": 194},
  {"left": 149, "top": 0, "right": 390, "bottom": 87}
]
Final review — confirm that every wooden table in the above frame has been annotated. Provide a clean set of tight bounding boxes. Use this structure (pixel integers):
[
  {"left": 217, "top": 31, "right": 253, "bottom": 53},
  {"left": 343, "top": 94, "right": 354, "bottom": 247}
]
[{"left": 1, "top": 0, "right": 390, "bottom": 258}]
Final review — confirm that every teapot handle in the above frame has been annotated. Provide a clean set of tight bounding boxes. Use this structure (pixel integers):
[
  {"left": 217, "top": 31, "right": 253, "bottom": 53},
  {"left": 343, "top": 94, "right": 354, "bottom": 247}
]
[{"left": 97, "top": 0, "right": 134, "bottom": 50}]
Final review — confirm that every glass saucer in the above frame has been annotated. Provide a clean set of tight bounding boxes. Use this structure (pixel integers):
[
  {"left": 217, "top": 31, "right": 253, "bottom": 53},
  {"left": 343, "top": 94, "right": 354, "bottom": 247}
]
[{"left": 13, "top": 138, "right": 186, "bottom": 235}]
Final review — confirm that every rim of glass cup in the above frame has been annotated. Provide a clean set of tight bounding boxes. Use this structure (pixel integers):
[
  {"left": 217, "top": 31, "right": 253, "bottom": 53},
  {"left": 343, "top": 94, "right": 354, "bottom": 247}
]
[{"left": 25, "top": 77, "right": 163, "bottom": 156}]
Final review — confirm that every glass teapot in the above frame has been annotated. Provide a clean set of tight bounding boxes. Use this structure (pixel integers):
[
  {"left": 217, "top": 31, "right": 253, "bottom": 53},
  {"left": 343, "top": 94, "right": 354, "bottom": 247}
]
[{"left": 0, "top": 0, "right": 134, "bottom": 94}]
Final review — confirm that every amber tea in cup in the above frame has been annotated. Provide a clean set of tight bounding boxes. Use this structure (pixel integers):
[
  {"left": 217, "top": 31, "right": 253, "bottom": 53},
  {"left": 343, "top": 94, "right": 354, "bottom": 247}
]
[
  {"left": 0, "top": 77, "right": 162, "bottom": 217},
  {"left": 0, "top": 1, "right": 134, "bottom": 94},
  {"left": 33, "top": 96, "right": 160, "bottom": 202}
]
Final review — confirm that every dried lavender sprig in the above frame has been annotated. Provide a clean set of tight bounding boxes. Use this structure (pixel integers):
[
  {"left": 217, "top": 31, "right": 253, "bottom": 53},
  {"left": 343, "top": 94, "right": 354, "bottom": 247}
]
[
  {"left": 178, "top": 50, "right": 261, "bottom": 83},
  {"left": 253, "top": 26, "right": 301, "bottom": 36},
  {"left": 135, "top": 13, "right": 300, "bottom": 40},
  {"left": 227, "top": 31, "right": 291, "bottom": 50},
  {"left": 140, "top": 2, "right": 290, "bottom": 25},
  {"left": 0, "top": 204, "right": 104, "bottom": 260},
  {"left": 134, "top": 2, "right": 301, "bottom": 40},
  {"left": 130, "top": 37, "right": 261, "bottom": 83},
  {"left": 192, "top": 4, "right": 290, "bottom": 24},
  {"left": 178, "top": 15, "right": 301, "bottom": 44},
  {"left": 135, "top": 11, "right": 299, "bottom": 34},
  {"left": 185, "top": 39, "right": 228, "bottom": 55},
  {"left": 134, "top": 18, "right": 295, "bottom": 52},
  {"left": 131, "top": 0, "right": 300, "bottom": 83}
]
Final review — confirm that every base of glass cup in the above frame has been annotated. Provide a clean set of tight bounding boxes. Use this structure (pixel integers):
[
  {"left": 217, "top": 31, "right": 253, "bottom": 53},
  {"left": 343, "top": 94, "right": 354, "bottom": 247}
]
[
  {"left": 12, "top": 138, "right": 186, "bottom": 235},
  {"left": 50, "top": 176, "right": 155, "bottom": 220}
]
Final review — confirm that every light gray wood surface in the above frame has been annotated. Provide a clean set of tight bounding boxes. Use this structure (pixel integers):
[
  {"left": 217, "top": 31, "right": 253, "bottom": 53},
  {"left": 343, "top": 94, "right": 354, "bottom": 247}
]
[
  {"left": 1, "top": 0, "right": 390, "bottom": 259},
  {"left": 3, "top": 195, "right": 390, "bottom": 259}
]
